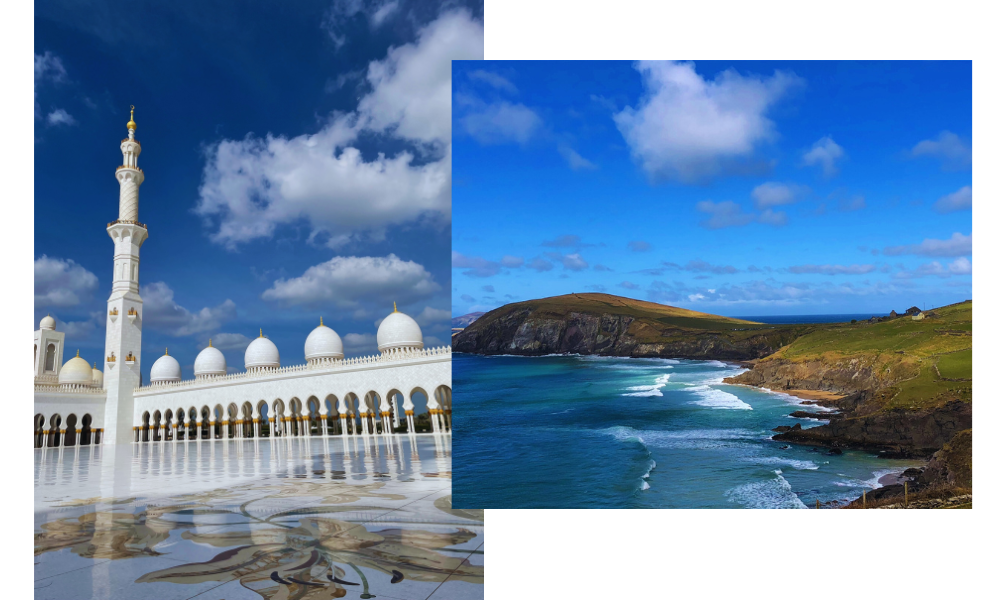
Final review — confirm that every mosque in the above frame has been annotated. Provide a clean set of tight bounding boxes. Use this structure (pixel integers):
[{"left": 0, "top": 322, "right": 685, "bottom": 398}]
[{"left": 33, "top": 109, "right": 452, "bottom": 448}]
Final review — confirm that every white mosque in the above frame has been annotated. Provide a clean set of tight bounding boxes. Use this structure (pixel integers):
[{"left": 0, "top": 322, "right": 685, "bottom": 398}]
[{"left": 33, "top": 108, "right": 452, "bottom": 448}]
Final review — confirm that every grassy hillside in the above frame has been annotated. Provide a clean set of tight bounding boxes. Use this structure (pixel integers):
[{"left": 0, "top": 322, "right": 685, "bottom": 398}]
[{"left": 764, "top": 300, "right": 972, "bottom": 409}]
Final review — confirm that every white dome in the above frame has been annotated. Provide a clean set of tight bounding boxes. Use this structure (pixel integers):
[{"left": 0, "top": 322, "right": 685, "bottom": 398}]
[
  {"left": 245, "top": 333, "right": 280, "bottom": 369},
  {"left": 91, "top": 365, "right": 103, "bottom": 388},
  {"left": 59, "top": 354, "right": 93, "bottom": 386},
  {"left": 40, "top": 315, "right": 56, "bottom": 330},
  {"left": 377, "top": 309, "right": 424, "bottom": 352},
  {"left": 194, "top": 343, "right": 227, "bottom": 377},
  {"left": 150, "top": 352, "right": 182, "bottom": 383},
  {"left": 305, "top": 319, "right": 344, "bottom": 360}
]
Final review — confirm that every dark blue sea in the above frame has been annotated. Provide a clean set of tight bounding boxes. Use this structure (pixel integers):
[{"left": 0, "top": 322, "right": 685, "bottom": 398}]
[{"left": 452, "top": 352, "right": 924, "bottom": 509}]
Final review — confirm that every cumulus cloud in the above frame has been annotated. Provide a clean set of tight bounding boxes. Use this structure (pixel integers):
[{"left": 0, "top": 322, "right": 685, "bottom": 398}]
[
  {"left": 46, "top": 108, "right": 75, "bottom": 126},
  {"left": 500, "top": 255, "right": 524, "bottom": 268},
  {"left": 35, "top": 255, "right": 99, "bottom": 308},
  {"left": 543, "top": 252, "right": 588, "bottom": 271},
  {"left": 788, "top": 264, "right": 876, "bottom": 275},
  {"left": 628, "top": 240, "right": 652, "bottom": 252},
  {"left": 142, "top": 282, "right": 237, "bottom": 336},
  {"left": 527, "top": 257, "right": 554, "bottom": 272},
  {"left": 558, "top": 144, "right": 597, "bottom": 170},
  {"left": 751, "top": 182, "right": 808, "bottom": 209},
  {"left": 802, "top": 136, "right": 845, "bottom": 177},
  {"left": 911, "top": 131, "right": 971, "bottom": 170},
  {"left": 883, "top": 232, "right": 971, "bottom": 257},
  {"left": 468, "top": 69, "right": 517, "bottom": 93},
  {"left": 619, "top": 281, "right": 640, "bottom": 290},
  {"left": 458, "top": 99, "right": 542, "bottom": 145},
  {"left": 593, "top": 264, "right": 613, "bottom": 272},
  {"left": 414, "top": 305, "right": 451, "bottom": 328},
  {"left": 648, "top": 277, "right": 905, "bottom": 307},
  {"left": 262, "top": 254, "right": 439, "bottom": 311},
  {"left": 34, "top": 51, "right": 67, "bottom": 84},
  {"left": 932, "top": 186, "right": 972, "bottom": 214},
  {"left": 613, "top": 60, "right": 801, "bottom": 183},
  {"left": 196, "top": 10, "right": 483, "bottom": 249}
]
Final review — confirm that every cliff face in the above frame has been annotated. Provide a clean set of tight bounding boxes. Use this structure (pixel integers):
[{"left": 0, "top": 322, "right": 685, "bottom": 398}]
[
  {"left": 724, "top": 355, "right": 919, "bottom": 397},
  {"left": 454, "top": 308, "right": 803, "bottom": 360}
]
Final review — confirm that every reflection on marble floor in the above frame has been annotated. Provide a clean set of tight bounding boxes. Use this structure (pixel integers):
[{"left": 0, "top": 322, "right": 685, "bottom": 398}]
[{"left": 35, "top": 434, "right": 483, "bottom": 600}]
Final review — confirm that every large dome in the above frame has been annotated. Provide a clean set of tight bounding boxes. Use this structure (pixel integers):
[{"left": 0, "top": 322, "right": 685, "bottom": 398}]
[
  {"left": 91, "top": 364, "right": 104, "bottom": 388},
  {"left": 377, "top": 308, "right": 424, "bottom": 352},
  {"left": 194, "top": 341, "right": 227, "bottom": 377},
  {"left": 245, "top": 331, "right": 280, "bottom": 369},
  {"left": 305, "top": 318, "right": 344, "bottom": 361},
  {"left": 150, "top": 351, "right": 182, "bottom": 383},
  {"left": 59, "top": 353, "right": 93, "bottom": 386},
  {"left": 39, "top": 315, "right": 56, "bottom": 330}
]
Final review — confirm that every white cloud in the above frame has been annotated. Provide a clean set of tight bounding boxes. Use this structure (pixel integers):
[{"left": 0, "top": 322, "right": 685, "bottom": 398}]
[
  {"left": 47, "top": 109, "right": 76, "bottom": 126},
  {"left": 560, "top": 253, "right": 589, "bottom": 271},
  {"left": 197, "top": 333, "right": 253, "bottom": 353},
  {"left": 613, "top": 61, "right": 801, "bottom": 183},
  {"left": 757, "top": 208, "right": 788, "bottom": 226},
  {"left": 458, "top": 99, "right": 542, "bottom": 145},
  {"left": 34, "top": 255, "right": 99, "bottom": 308},
  {"left": 34, "top": 51, "right": 67, "bottom": 83},
  {"left": 262, "top": 254, "right": 440, "bottom": 309},
  {"left": 751, "top": 182, "right": 808, "bottom": 209},
  {"left": 802, "top": 136, "right": 845, "bottom": 177},
  {"left": 696, "top": 200, "right": 755, "bottom": 229},
  {"left": 883, "top": 232, "right": 971, "bottom": 257},
  {"left": 343, "top": 332, "right": 378, "bottom": 355},
  {"left": 414, "top": 306, "right": 451, "bottom": 328},
  {"left": 142, "top": 282, "right": 237, "bottom": 336},
  {"left": 468, "top": 70, "right": 517, "bottom": 93},
  {"left": 911, "top": 131, "right": 971, "bottom": 170},
  {"left": 323, "top": 0, "right": 402, "bottom": 49},
  {"left": 558, "top": 144, "right": 597, "bottom": 170},
  {"left": 452, "top": 251, "right": 503, "bottom": 278},
  {"left": 932, "top": 185, "right": 972, "bottom": 213},
  {"left": 196, "top": 10, "right": 483, "bottom": 249},
  {"left": 896, "top": 257, "right": 972, "bottom": 279}
]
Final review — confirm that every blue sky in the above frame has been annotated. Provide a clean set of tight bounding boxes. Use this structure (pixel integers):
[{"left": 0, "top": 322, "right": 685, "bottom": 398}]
[
  {"left": 34, "top": 0, "right": 483, "bottom": 382},
  {"left": 452, "top": 60, "right": 972, "bottom": 317}
]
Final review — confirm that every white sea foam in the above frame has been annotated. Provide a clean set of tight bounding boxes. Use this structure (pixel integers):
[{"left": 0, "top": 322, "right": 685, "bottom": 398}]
[
  {"left": 640, "top": 480, "right": 650, "bottom": 491},
  {"left": 685, "top": 385, "right": 753, "bottom": 410},
  {"left": 746, "top": 456, "right": 819, "bottom": 470},
  {"left": 621, "top": 374, "right": 672, "bottom": 396},
  {"left": 725, "top": 469, "right": 808, "bottom": 509},
  {"left": 599, "top": 426, "right": 757, "bottom": 451}
]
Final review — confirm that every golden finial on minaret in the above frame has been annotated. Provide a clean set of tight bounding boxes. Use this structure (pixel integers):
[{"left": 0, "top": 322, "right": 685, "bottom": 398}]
[
  {"left": 320, "top": 316, "right": 324, "bottom": 327},
  {"left": 127, "top": 105, "right": 137, "bottom": 130},
  {"left": 208, "top": 338, "right": 212, "bottom": 348},
  {"left": 259, "top": 328, "right": 263, "bottom": 338},
  {"left": 165, "top": 347, "right": 169, "bottom": 356},
  {"left": 393, "top": 301, "right": 397, "bottom": 313},
  {"left": 76, "top": 349, "right": 80, "bottom": 357}
]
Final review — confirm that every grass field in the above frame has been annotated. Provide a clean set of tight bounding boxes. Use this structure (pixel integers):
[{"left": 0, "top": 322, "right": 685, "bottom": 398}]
[{"left": 771, "top": 300, "right": 972, "bottom": 409}]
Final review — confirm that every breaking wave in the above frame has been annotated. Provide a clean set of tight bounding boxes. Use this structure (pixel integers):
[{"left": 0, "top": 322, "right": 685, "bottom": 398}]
[
  {"left": 685, "top": 385, "right": 753, "bottom": 410},
  {"left": 621, "top": 374, "right": 672, "bottom": 397},
  {"left": 725, "top": 469, "right": 808, "bottom": 509}
]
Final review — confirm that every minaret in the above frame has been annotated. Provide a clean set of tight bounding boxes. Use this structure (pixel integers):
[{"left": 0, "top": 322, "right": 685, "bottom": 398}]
[{"left": 102, "top": 106, "right": 148, "bottom": 445}]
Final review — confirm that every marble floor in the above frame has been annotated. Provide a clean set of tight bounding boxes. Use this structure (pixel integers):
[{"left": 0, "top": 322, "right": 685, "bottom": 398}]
[{"left": 34, "top": 434, "right": 483, "bottom": 600}]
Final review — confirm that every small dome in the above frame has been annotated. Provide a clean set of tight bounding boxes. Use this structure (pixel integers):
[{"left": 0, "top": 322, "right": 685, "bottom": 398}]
[
  {"left": 245, "top": 331, "right": 280, "bottom": 369},
  {"left": 59, "top": 353, "right": 93, "bottom": 386},
  {"left": 377, "top": 307, "right": 424, "bottom": 352},
  {"left": 150, "top": 350, "right": 182, "bottom": 383},
  {"left": 305, "top": 318, "right": 344, "bottom": 361},
  {"left": 40, "top": 315, "right": 56, "bottom": 330},
  {"left": 194, "top": 341, "right": 227, "bottom": 377},
  {"left": 91, "top": 364, "right": 104, "bottom": 388}
]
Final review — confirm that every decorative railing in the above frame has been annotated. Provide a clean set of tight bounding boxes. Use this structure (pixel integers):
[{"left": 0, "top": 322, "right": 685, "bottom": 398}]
[
  {"left": 135, "top": 345, "right": 451, "bottom": 394},
  {"left": 34, "top": 384, "right": 106, "bottom": 394},
  {"left": 107, "top": 219, "right": 148, "bottom": 229},
  {"left": 115, "top": 165, "right": 143, "bottom": 172},
  {"left": 34, "top": 374, "right": 59, "bottom": 385}
]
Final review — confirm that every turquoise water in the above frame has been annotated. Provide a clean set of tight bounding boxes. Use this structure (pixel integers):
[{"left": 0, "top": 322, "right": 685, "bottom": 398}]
[{"left": 453, "top": 353, "right": 925, "bottom": 509}]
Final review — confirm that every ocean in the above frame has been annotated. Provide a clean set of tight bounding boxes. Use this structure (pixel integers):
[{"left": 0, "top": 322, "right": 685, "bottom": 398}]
[{"left": 452, "top": 352, "right": 925, "bottom": 509}]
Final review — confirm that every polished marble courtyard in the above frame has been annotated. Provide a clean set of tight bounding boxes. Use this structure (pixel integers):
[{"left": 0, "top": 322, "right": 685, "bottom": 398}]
[{"left": 34, "top": 434, "right": 482, "bottom": 600}]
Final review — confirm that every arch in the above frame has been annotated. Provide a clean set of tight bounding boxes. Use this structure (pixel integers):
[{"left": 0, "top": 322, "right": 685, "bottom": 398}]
[
  {"left": 213, "top": 404, "right": 224, "bottom": 439},
  {"left": 257, "top": 400, "right": 270, "bottom": 437},
  {"left": 141, "top": 411, "right": 151, "bottom": 442},
  {"left": 242, "top": 401, "right": 254, "bottom": 438},
  {"left": 409, "top": 387, "right": 431, "bottom": 433},
  {"left": 435, "top": 384, "right": 452, "bottom": 432},
  {"left": 188, "top": 407, "right": 199, "bottom": 440},
  {"left": 288, "top": 397, "right": 302, "bottom": 436},
  {"left": 34, "top": 413, "right": 45, "bottom": 448},
  {"left": 324, "top": 394, "right": 340, "bottom": 435},
  {"left": 175, "top": 407, "right": 187, "bottom": 440},
  {"left": 200, "top": 406, "right": 211, "bottom": 440},
  {"left": 152, "top": 410, "right": 162, "bottom": 442},
  {"left": 44, "top": 343, "right": 56, "bottom": 371},
  {"left": 364, "top": 391, "right": 382, "bottom": 434},
  {"left": 386, "top": 388, "right": 404, "bottom": 431},
  {"left": 344, "top": 392, "right": 361, "bottom": 435},
  {"left": 47, "top": 413, "right": 62, "bottom": 447},
  {"left": 163, "top": 410, "right": 173, "bottom": 442}
]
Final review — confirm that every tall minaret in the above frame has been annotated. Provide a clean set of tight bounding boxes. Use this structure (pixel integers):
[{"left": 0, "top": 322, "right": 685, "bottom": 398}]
[{"left": 102, "top": 106, "right": 148, "bottom": 445}]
